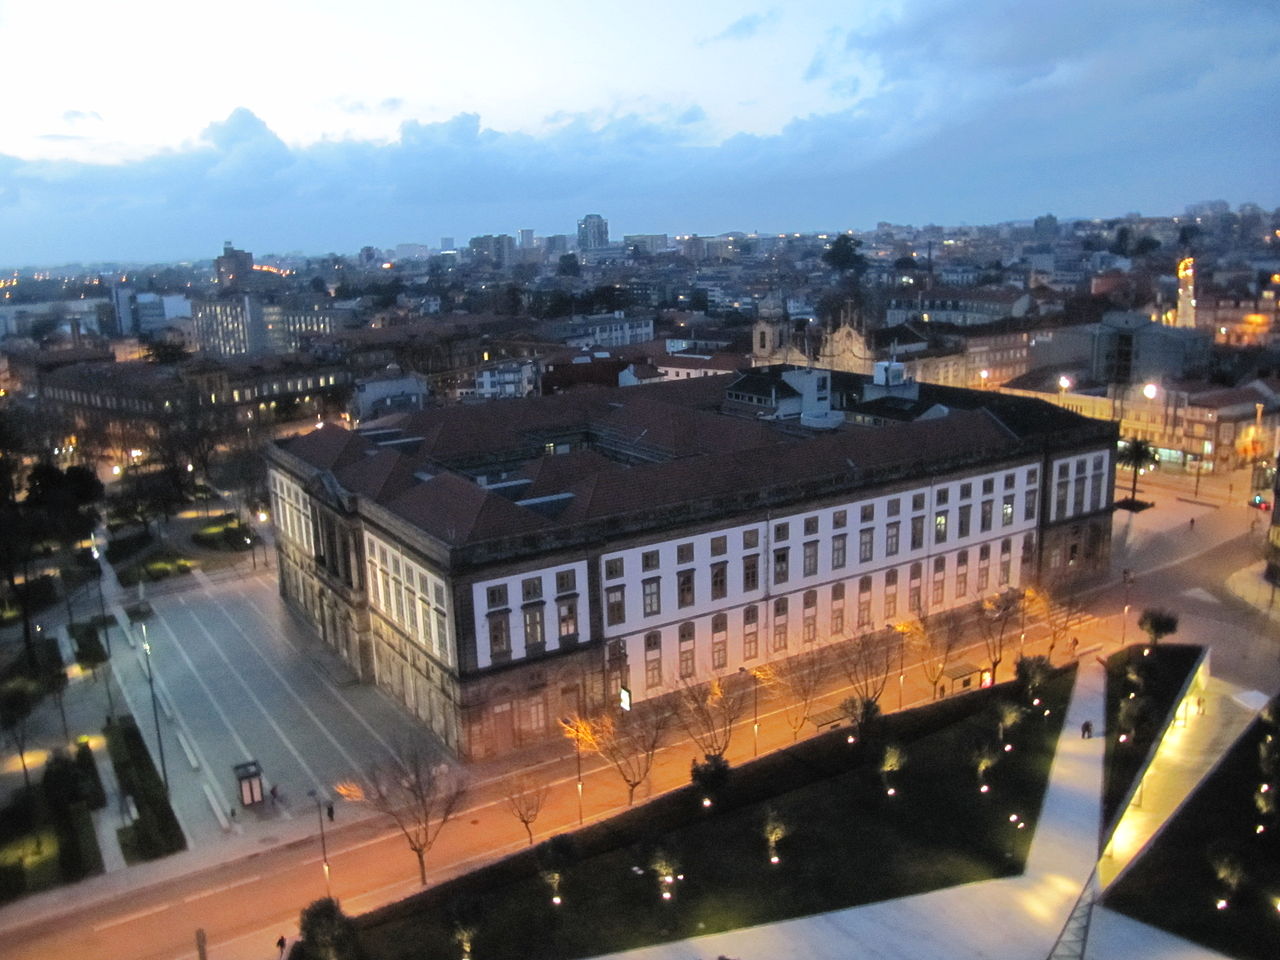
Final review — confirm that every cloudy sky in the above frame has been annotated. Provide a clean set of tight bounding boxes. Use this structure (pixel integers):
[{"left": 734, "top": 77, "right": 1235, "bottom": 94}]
[{"left": 1, "top": 0, "right": 1277, "bottom": 266}]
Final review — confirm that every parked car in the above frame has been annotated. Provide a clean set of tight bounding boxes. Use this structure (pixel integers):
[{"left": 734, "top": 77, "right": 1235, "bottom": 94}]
[{"left": 1249, "top": 494, "right": 1273, "bottom": 511}]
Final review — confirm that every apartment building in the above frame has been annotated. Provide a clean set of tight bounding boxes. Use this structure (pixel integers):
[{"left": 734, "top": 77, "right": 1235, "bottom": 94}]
[{"left": 265, "top": 367, "right": 1116, "bottom": 760}]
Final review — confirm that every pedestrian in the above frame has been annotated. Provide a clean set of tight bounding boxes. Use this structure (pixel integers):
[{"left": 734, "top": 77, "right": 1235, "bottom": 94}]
[
  {"left": 1071, "top": 636, "right": 1079, "bottom": 659},
  {"left": 1197, "top": 696, "right": 1205, "bottom": 715},
  {"left": 276, "top": 934, "right": 287, "bottom": 958},
  {"left": 1081, "top": 720, "right": 1093, "bottom": 739},
  {"left": 269, "top": 784, "right": 279, "bottom": 804},
  {"left": 1189, "top": 517, "right": 1195, "bottom": 529}
]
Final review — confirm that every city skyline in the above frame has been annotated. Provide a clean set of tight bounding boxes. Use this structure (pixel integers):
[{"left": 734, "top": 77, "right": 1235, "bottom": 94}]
[{"left": 1, "top": 0, "right": 1278, "bottom": 265}]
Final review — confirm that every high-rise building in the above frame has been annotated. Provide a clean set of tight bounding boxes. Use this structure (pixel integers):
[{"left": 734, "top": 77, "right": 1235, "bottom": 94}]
[
  {"left": 518, "top": 229, "right": 535, "bottom": 249},
  {"left": 577, "top": 213, "right": 609, "bottom": 250},
  {"left": 215, "top": 241, "right": 255, "bottom": 291}
]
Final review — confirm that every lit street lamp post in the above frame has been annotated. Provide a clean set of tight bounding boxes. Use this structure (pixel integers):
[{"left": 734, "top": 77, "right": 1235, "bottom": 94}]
[
  {"left": 140, "top": 623, "right": 169, "bottom": 795},
  {"left": 307, "top": 789, "right": 332, "bottom": 896},
  {"left": 739, "top": 667, "right": 760, "bottom": 756}
]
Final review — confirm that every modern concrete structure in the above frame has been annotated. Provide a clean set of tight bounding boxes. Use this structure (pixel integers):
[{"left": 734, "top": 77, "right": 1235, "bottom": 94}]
[{"left": 265, "top": 367, "right": 1116, "bottom": 761}]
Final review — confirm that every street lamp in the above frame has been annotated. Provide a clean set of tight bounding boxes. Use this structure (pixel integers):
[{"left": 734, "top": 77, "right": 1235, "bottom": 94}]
[
  {"left": 979, "top": 369, "right": 990, "bottom": 390},
  {"left": 739, "top": 667, "right": 760, "bottom": 756},
  {"left": 307, "top": 789, "right": 332, "bottom": 896},
  {"left": 140, "top": 623, "right": 169, "bottom": 795},
  {"left": 92, "top": 537, "right": 114, "bottom": 721},
  {"left": 1057, "top": 375, "right": 1072, "bottom": 401}
]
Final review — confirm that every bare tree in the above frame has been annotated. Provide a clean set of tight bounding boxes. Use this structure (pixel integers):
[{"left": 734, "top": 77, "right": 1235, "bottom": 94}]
[
  {"left": 338, "top": 738, "right": 467, "bottom": 885},
  {"left": 902, "top": 612, "right": 962, "bottom": 700},
  {"left": 979, "top": 589, "right": 1022, "bottom": 682},
  {"left": 502, "top": 771, "right": 549, "bottom": 845},
  {"left": 1028, "top": 579, "right": 1082, "bottom": 659},
  {"left": 0, "top": 678, "right": 40, "bottom": 790},
  {"left": 755, "top": 648, "right": 829, "bottom": 740},
  {"left": 676, "top": 674, "right": 746, "bottom": 761},
  {"left": 840, "top": 630, "right": 895, "bottom": 712},
  {"left": 563, "top": 706, "right": 671, "bottom": 806}
]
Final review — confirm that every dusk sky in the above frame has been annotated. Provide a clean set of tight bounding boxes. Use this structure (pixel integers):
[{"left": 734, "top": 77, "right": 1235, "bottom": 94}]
[{"left": 2, "top": 0, "right": 1278, "bottom": 267}]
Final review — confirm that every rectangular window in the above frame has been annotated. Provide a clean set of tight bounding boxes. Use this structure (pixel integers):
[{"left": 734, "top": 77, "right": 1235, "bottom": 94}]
[
  {"left": 642, "top": 577, "right": 661, "bottom": 616},
  {"left": 1091, "top": 470, "right": 1104, "bottom": 511},
  {"left": 910, "top": 515, "right": 924, "bottom": 550},
  {"left": 645, "top": 653, "right": 662, "bottom": 689},
  {"left": 487, "top": 585, "right": 508, "bottom": 609},
  {"left": 710, "top": 535, "right": 727, "bottom": 556},
  {"left": 1002, "top": 495, "right": 1015, "bottom": 526},
  {"left": 983, "top": 477, "right": 995, "bottom": 495},
  {"left": 932, "top": 558, "right": 946, "bottom": 605},
  {"left": 999, "top": 539, "right": 1012, "bottom": 585},
  {"left": 833, "top": 509, "right": 847, "bottom": 528},
  {"left": 980, "top": 500, "right": 993, "bottom": 532},
  {"left": 712, "top": 616, "right": 728, "bottom": 669},
  {"left": 711, "top": 562, "right": 727, "bottom": 600},
  {"left": 1025, "top": 489, "right": 1038, "bottom": 521},
  {"left": 605, "top": 586, "right": 625, "bottom": 626},
  {"left": 743, "top": 529, "right": 759, "bottom": 549},
  {"left": 773, "top": 547, "right": 789, "bottom": 584},
  {"left": 558, "top": 599, "right": 577, "bottom": 638},
  {"left": 1055, "top": 481, "right": 1069, "bottom": 519},
  {"left": 774, "top": 521, "right": 790, "bottom": 541},
  {"left": 960, "top": 482, "right": 972, "bottom": 499},
  {"left": 488, "top": 613, "right": 511, "bottom": 660},
  {"left": 912, "top": 492, "right": 926, "bottom": 511},
  {"left": 679, "top": 634, "right": 695, "bottom": 679},
  {"left": 831, "top": 606, "right": 844, "bottom": 636},
  {"left": 832, "top": 534, "right": 847, "bottom": 569},
  {"left": 743, "top": 605, "right": 759, "bottom": 660},
  {"left": 887, "top": 498, "right": 901, "bottom": 517},
  {"left": 521, "top": 577, "right": 542, "bottom": 602},
  {"left": 859, "top": 527, "right": 874, "bottom": 562},
  {"left": 803, "top": 541, "right": 819, "bottom": 577},
  {"left": 886, "top": 521, "right": 900, "bottom": 556},
  {"left": 1004, "top": 472, "right": 1016, "bottom": 490},
  {"left": 555, "top": 570, "right": 576, "bottom": 594},
  {"left": 743, "top": 554, "right": 760, "bottom": 591},
  {"left": 604, "top": 558, "right": 623, "bottom": 580},
  {"left": 958, "top": 504, "right": 971, "bottom": 538},
  {"left": 860, "top": 503, "right": 874, "bottom": 523},
  {"left": 524, "top": 606, "right": 544, "bottom": 649},
  {"left": 642, "top": 550, "right": 659, "bottom": 571},
  {"left": 977, "top": 544, "right": 991, "bottom": 590},
  {"left": 804, "top": 516, "right": 819, "bottom": 535},
  {"left": 772, "top": 619, "right": 788, "bottom": 653},
  {"left": 935, "top": 511, "right": 948, "bottom": 543},
  {"left": 1026, "top": 467, "right": 1039, "bottom": 485},
  {"left": 676, "top": 542, "right": 694, "bottom": 564},
  {"left": 677, "top": 569, "right": 695, "bottom": 607},
  {"left": 1072, "top": 480, "right": 1086, "bottom": 516},
  {"left": 936, "top": 487, "right": 949, "bottom": 506}
]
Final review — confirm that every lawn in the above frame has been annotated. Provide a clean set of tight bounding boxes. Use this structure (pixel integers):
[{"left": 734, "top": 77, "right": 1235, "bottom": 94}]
[
  {"left": 1104, "top": 700, "right": 1280, "bottom": 960},
  {"left": 191, "top": 513, "right": 257, "bottom": 552},
  {"left": 359, "top": 665, "right": 1074, "bottom": 960}
]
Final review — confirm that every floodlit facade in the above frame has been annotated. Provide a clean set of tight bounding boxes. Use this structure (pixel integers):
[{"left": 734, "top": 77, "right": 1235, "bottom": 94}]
[{"left": 265, "top": 367, "right": 1116, "bottom": 760}]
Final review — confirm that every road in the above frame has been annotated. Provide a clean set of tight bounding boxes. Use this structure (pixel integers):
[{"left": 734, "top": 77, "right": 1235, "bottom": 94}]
[{"left": 1, "top": 464, "right": 1275, "bottom": 960}]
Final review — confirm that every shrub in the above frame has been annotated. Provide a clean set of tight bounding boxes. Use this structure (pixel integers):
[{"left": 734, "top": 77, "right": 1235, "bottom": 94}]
[
  {"left": 106, "top": 531, "right": 153, "bottom": 565},
  {"left": 104, "top": 717, "right": 185, "bottom": 861},
  {"left": 75, "top": 741, "right": 107, "bottom": 810}
]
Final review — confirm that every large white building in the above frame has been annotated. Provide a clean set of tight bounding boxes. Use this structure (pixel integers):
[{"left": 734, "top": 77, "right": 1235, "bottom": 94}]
[{"left": 266, "top": 367, "right": 1116, "bottom": 760}]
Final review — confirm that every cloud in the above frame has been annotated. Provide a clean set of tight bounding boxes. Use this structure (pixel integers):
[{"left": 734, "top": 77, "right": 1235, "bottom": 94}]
[
  {"left": 700, "top": 10, "right": 778, "bottom": 45},
  {"left": 61, "top": 110, "right": 103, "bottom": 124},
  {"left": 1, "top": 1, "right": 1277, "bottom": 267}
]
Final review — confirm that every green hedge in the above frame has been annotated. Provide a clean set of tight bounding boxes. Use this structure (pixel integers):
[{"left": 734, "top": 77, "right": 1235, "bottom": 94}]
[
  {"left": 76, "top": 741, "right": 108, "bottom": 810},
  {"left": 105, "top": 531, "right": 153, "bottom": 565},
  {"left": 104, "top": 716, "right": 185, "bottom": 862}
]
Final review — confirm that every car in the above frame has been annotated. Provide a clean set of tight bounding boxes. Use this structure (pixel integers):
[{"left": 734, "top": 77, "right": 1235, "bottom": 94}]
[{"left": 1249, "top": 495, "right": 1273, "bottom": 511}]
